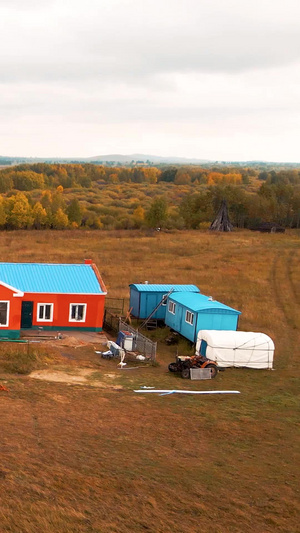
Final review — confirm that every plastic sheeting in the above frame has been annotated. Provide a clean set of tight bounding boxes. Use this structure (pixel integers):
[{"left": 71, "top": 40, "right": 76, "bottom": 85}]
[{"left": 195, "top": 330, "right": 274, "bottom": 369}]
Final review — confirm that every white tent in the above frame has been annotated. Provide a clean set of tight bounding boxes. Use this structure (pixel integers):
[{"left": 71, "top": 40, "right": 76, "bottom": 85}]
[{"left": 195, "top": 330, "right": 274, "bottom": 369}]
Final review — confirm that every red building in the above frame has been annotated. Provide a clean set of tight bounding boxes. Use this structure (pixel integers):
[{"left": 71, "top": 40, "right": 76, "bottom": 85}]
[{"left": 0, "top": 260, "right": 107, "bottom": 339}]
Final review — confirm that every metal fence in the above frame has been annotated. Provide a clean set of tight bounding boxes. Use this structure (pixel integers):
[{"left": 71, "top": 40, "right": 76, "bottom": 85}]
[
  {"left": 103, "top": 310, "right": 120, "bottom": 332},
  {"left": 105, "top": 298, "right": 125, "bottom": 315},
  {"left": 119, "top": 319, "right": 157, "bottom": 361}
]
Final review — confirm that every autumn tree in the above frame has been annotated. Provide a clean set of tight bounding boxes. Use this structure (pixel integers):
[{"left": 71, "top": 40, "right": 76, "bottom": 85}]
[
  {"left": 174, "top": 171, "right": 192, "bottom": 185},
  {"left": 143, "top": 168, "right": 160, "bottom": 184},
  {"left": 7, "top": 193, "right": 34, "bottom": 229},
  {"left": 133, "top": 205, "right": 145, "bottom": 228},
  {"left": 0, "top": 197, "right": 7, "bottom": 227},
  {"left": 32, "top": 202, "right": 48, "bottom": 229},
  {"left": 52, "top": 208, "right": 69, "bottom": 229}
]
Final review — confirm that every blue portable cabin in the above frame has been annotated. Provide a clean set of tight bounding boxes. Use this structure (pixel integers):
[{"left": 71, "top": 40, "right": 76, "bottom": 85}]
[
  {"left": 129, "top": 284, "right": 200, "bottom": 320},
  {"left": 165, "top": 292, "right": 241, "bottom": 343}
]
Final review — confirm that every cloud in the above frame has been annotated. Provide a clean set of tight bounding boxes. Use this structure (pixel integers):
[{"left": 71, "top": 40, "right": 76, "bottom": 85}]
[
  {"left": 0, "top": 0, "right": 299, "bottom": 159},
  {"left": 0, "top": 0, "right": 300, "bottom": 85}
]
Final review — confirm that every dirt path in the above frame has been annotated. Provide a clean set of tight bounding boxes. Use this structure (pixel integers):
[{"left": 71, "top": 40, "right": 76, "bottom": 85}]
[
  {"left": 271, "top": 250, "right": 300, "bottom": 369},
  {"left": 287, "top": 248, "right": 300, "bottom": 302},
  {"left": 271, "top": 252, "right": 300, "bottom": 330}
]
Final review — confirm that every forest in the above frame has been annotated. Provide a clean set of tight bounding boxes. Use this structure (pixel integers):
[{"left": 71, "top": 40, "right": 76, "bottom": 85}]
[{"left": 0, "top": 162, "right": 299, "bottom": 230}]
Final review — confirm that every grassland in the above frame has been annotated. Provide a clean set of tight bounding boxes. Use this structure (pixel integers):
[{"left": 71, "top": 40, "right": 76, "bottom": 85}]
[{"left": 0, "top": 229, "right": 299, "bottom": 533}]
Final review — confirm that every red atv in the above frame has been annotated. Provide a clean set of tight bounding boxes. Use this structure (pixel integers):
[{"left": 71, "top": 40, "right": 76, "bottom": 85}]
[{"left": 168, "top": 354, "right": 218, "bottom": 379}]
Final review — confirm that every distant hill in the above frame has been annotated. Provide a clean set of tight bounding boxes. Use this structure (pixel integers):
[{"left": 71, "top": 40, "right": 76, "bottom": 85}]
[
  {"left": 0, "top": 154, "right": 299, "bottom": 167},
  {"left": 0, "top": 153, "right": 210, "bottom": 165},
  {"left": 86, "top": 153, "right": 212, "bottom": 164}
]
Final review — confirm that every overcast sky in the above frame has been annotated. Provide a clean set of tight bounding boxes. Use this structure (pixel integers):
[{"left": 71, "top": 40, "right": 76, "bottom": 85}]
[{"left": 0, "top": 0, "right": 299, "bottom": 161}]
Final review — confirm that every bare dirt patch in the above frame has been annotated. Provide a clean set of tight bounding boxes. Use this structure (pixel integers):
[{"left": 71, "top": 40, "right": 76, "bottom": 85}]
[{"left": 29, "top": 368, "right": 123, "bottom": 389}]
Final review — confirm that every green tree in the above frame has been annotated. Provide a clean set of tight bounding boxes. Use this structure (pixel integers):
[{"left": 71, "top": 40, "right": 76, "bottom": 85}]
[
  {"left": 83, "top": 211, "right": 103, "bottom": 229},
  {"left": 0, "top": 173, "right": 13, "bottom": 193},
  {"left": 67, "top": 198, "right": 82, "bottom": 225},
  {"left": 159, "top": 167, "right": 177, "bottom": 182},
  {"left": 10, "top": 170, "right": 45, "bottom": 191},
  {"left": 146, "top": 196, "right": 168, "bottom": 228},
  {"left": 51, "top": 190, "right": 66, "bottom": 214},
  {"left": 41, "top": 190, "right": 52, "bottom": 210},
  {"left": 179, "top": 192, "right": 212, "bottom": 228}
]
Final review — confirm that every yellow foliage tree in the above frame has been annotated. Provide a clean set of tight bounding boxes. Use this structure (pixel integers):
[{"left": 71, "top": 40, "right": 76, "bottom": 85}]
[
  {"left": 108, "top": 173, "right": 119, "bottom": 184},
  {"left": 8, "top": 193, "right": 34, "bottom": 229},
  {"left": 143, "top": 168, "right": 161, "bottom": 184},
  {"left": 0, "top": 197, "right": 7, "bottom": 227},
  {"left": 133, "top": 205, "right": 145, "bottom": 227},
  {"left": 52, "top": 208, "right": 69, "bottom": 229},
  {"left": 32, "top": 202, "right": 48, "bottom": 229},
  {"left": 174, "top": 172, "right": 192, "bottom": 185}
]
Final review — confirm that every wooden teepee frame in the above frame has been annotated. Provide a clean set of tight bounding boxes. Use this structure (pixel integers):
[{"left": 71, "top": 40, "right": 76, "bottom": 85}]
[{"left": 210, "top": 199, "right": 233, "bottom": 232}]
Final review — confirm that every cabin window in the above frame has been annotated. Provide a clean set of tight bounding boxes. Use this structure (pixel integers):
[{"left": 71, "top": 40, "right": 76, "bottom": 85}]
[
  {"left": 162, "top": 294, "right": 167, "bottom": 306},
  {"left": 168, "top": 301, "right": 176, "bottom": 314},
  {"left": 0, "top": 301, "right": 9, "bottom": 327},
  {"left": 185, "top": 310, "right": 194, "bottom": 325},
  {"left": 69, "top": 304, "right": 87, "bottom": 322},
  {"left": 37, "top": 303, "right": 53, "bottom": 322}
]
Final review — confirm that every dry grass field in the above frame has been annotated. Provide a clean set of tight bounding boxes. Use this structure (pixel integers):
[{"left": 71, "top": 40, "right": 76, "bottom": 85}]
[{"left": 0, "top": 229, "right": 299, "bottom": 533}]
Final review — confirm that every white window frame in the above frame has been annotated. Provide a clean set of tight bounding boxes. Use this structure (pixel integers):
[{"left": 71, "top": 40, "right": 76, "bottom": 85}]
[
  {"left": 162, "top": 294, "right": 167, "bottom": 306},
  {"left": 0, "top": 300, "right": 9, "bottom": 327},
  {"left": 185, "top": 310, "right": 194, "bottom": 325},
  {"left": 168, "top": 301, "right": 176, "bottom": 315},
  {"left": 37, "top": 303, "right": 54, "bottom": 322},
  {"left": 69, "top": 303, "right": 87, "bottom": 323}
]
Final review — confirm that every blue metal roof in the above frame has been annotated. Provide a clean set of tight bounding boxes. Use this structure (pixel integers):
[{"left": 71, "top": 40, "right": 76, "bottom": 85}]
[
  {"left": 0, "top": 263, "right": 105, "bottom": 294},
  {"left": 130, "top": 284, "right": 200, "bottom": 293},
  {"left": 169, "top": 292, "right": 241, "bottom": 314}
]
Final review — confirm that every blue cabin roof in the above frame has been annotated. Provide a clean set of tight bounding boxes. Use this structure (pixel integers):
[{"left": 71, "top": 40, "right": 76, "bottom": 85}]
[
  {"left": 169, "top": 292, "right": 241, "bottom": 314},
  {"left": 0, "top": 263, "right": 105, "bottom": 294},
  {"left": 130, "top": 284, "right": 200, "bottom": 293}
]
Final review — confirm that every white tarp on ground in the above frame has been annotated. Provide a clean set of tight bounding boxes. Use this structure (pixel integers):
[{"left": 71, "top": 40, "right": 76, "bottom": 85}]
[{"left": 195, "top": 330, "right": 274, "bottom": 369}]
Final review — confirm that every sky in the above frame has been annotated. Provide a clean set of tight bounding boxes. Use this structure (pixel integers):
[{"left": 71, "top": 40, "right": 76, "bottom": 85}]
[{"left": 0, "top": 0, "right": 300, "bottom": 161}]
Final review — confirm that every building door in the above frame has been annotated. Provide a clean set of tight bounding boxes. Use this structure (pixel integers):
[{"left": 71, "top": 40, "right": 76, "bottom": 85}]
[{"left": 21, "top": 301, "right": 33, "bottom": 328}]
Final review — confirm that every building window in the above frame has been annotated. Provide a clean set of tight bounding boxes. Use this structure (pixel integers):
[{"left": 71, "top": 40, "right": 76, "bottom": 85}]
[
  {"left": 185, "top": 310, "right": 194, "bottom": 325},
  {"left": 0, "top": 301, "right": 9, "bottom": 327},
  {"left": 69, "top": 304, "right": 87, "bottom": 322},
  {"left": 37, "top": 303, "right": 53, "bottom": 322},
  {"left": 168, "top": 301, "right": 176, "bottom": 314},
  {"left": 162, "top": 294, "right": 167, "bottom": 306}
]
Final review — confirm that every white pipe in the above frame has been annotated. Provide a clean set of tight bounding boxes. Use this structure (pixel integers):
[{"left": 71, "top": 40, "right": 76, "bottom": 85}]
[{"left": 134, "top": 390, "right": 240, "bottom": 395}]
